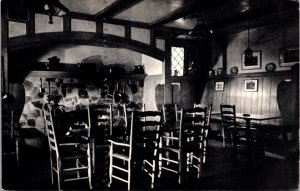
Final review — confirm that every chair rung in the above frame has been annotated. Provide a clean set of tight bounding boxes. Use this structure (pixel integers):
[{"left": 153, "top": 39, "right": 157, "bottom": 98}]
[
  {"left": 112, "top": 154, "right": 130, "bottom": 161},
  {"left": 191, "top": 155, "right": 200, "bottom": 161},
  {"left": 112, "top": 165, "right": 129, "bottom": 173},
  {"left": 2, "top": 152, "right": 17, "bottom": 155},
  {"left": 59, "top": 143, "right": 80, "bottom": 146},
  {"left": 162, "top": 136, "right": 178, "bottom": 140},
  {"left": 161, "top": 167, "right": 178, "bottom": 173},
  {"left": 63, "top": 166, "right": 88, "bottom": 172},
  {"left": 144, "top": 170, "right": 154, "bottom": 178},
  {"left": 192, "top": 164, "right": 199, "bottom": 169},
  {"left": 53, "top": 168, "right": 58, "bottom": 173},
  {"left": 64, "top": 176, "right": 88, "bottom": 182},
  {"left": 112, "top": 175, "right": 129, "bottom": 183},
  {"left": 160, "top": 157, "right": 179, "bottom": 164},
  {"left": 144, "top": 160, "right": 153, "bottom": 167}
]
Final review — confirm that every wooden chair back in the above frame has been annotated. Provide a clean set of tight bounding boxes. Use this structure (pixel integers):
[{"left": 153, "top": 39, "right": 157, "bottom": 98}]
[
  {"left": 43, "top": 104, "right": 59, "bottom": 158},
  {"left": 43, "top": 104, "right": 92, "bottom": 190},
  {"left": 162, "top": 104, "right": 178, "bottom": 123},
  {"left": 220, "top": 104, "right": 237, "bottom": 128},
  {"left": 108, "top": 109, "right": 162, "bottom": 190},
  {"left": 130, "top": 110, "right": 162, "bottom": 150},
  {"left": 88, "top": 104, "right": 113, "bottom": 144}
]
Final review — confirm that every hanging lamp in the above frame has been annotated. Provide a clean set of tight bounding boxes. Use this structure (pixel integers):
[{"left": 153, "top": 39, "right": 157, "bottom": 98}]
[{"left": 243, "top": 20, "right": 254, "bottom": 66}]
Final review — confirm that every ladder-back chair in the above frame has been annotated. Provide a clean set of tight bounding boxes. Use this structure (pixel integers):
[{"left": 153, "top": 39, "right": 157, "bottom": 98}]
[
  {"left": 162, "top": 104, "right": 179, "bottom": 145},
  {"left": 108, "top": 110, "right": 162, "bottom": 190},
  {"left": 184, "top": 107, "right": 209, "bottom": 178},
  {"left": 88, "top": 104, "right": 112, "bottom": 175},
  {"left": 220, "top": 104, "right": 238, "bottom": 148},
  {"left": 159, "top": 107, "right": 209, "bottom": 183},
  {"left": 220, "top": 104, "right": 251, "bottom": 150},
  {"left": 111, "top": 104, "right": 128, "bottom": 143},
  {"left": 43, "top": 104, "right": 92, "bottom": 191},
  {"left": 193, "top": 103, "right": 213, "bottom": 163},
  {"left": 162, "top": 104, "right": 179, "bottom": 124}
]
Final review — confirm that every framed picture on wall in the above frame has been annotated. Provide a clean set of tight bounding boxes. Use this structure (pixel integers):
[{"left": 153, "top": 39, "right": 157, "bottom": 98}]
[
  {"left": 215, "top": 81, "right": 224, "bottom": 91},
  {"left": 279, "top": 47, "right": 299, "bottom": 67},
  {"left": 242, "top": 51, "right": 261, "bottom": 70},
  {"left": 244, "top": 79, "right": 258, "bottom": 92}
]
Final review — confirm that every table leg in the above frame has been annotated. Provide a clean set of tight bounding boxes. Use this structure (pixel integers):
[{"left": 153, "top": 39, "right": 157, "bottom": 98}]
[{"left": 245, "top": 119, "right": 251, "bottom": 148}]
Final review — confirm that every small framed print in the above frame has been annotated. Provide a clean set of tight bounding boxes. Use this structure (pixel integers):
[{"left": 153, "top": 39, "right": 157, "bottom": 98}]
[
  {"left": 215, "top": 82, "right": 224, "bottom": 91},
  {"left": 244, "top": 79, "right": 258, "bottom": 92},
  {"left": 242, "top": 51, "right": 261, "bottom": 70},
  {"left": 279, "top": 47, "right": 299, "bottom": 67}
]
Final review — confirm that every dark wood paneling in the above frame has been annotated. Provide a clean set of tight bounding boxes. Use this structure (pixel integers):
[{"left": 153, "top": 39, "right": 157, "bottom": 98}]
[{"left": 201, "top": 72, "right": 291, "bottom": 125}]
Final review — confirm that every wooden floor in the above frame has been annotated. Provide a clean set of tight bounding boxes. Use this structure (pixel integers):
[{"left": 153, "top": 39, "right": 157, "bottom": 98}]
[{"left": 2, "top": 137, "right": 299, "bottom": 190}]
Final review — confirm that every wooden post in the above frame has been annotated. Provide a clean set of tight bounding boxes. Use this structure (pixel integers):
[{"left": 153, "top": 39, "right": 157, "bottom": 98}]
[
  {"left": 63, "top": 15, "right": 71, "bottom": 32},
  {"left": 27, "top": 11, "right": 35, "bottom": 35},
  {"left": 163, "top": 32, "right": 172, "bottom": 105},
  {"left": 96, "top": 20, "right": 103, "bottom": 37},
  {"left": 1, "top": 7, "right": 9, "bottom": 93}
]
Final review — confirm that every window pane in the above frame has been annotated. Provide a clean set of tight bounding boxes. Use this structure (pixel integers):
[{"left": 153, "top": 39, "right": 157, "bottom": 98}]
[{"left": 171, "top": 47, "right": 184, "bottom": 76}]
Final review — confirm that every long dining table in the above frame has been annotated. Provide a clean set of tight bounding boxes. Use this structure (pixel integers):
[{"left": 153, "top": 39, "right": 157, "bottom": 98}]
[{"left": 211, "top": 112, "right": 282, "bottom": 148}]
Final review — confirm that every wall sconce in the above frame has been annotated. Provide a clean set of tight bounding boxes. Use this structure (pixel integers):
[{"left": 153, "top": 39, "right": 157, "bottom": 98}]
[{"left": 44, "top": 0, "right": 69, "bottom": 24}]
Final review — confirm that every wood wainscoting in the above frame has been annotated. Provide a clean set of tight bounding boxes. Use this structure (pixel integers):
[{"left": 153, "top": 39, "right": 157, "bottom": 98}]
[{"left": 201, "top": 71, "right": 292, "bottom": 126}]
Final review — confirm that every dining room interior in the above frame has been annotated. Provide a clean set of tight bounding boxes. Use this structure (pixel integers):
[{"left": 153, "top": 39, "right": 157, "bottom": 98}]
[{"left": 1, "top": 0, "right": 299, "bottom": 190}]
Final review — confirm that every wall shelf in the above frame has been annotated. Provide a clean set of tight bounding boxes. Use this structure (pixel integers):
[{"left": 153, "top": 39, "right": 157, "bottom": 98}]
[
  {"left": 208, "top": 70, "right": 291, "bottom": 79},
  {"left": 26, "top": 70, "right": 147, "bottom": 80}
]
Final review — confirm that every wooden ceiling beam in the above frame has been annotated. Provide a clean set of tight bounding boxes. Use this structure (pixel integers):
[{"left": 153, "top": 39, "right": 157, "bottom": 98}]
[
  {"left": 207, "top": 3, "right": 299, "bottom": 32},
  {"left": 94, "top": 0, "right": 143, "bottom": 19},
  {"left": 149, "top": 0, "right": 225, "bottom": 27},
  {"left": 104, "top": 18, "right": 149, "bottom": 28},
  {"left": 69, "top": 12, "right": 95, "bottom": 21},
  {"left": 213, "top": 7, "right": 299, "bottom": 34},
  {"left": 208, "top": 8, "right": 275, "bottom": 29},
  {"left": 149, "top": 0, "right": 202, "bottom": 27},
  {"left": 103, "top": 18, "right": 189, "bottom": 35}
]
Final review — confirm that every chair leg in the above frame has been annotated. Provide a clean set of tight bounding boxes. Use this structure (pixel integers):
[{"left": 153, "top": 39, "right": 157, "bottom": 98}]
[
  {"left": 158, "top": 150, "right": 162, "bottom": 178},
  {"left": 15, "top": 138, "right": 20, "bottom": 166},
  {"left": 128, "top": 160, "right": 132, "bottom": 190},
  {"left": 91, "top": 140, "right": 95, "bottom": 173},
  {"left": 76, "top": 159, "right": 80, "bottom": 178},
  {"left": 57, "top": 159, "right": 62, "bottom": 191},
  {"left": 233, "top": 129, "right": 237, "bottom": 152},
  {"left": 186, "top": 153, "right": 190, "bottom": 172},
  {"left": 108, "top": 146, "right": 113, "bottom": 188},
  {"left": 87, "top": 145, "right": 93, "bottom": 189},
  {"left": 49, "top": 156, "right": 54, "bottom": 185},
  {"left": 186, "top": 152, "right": 193, "bottom": 172},
  {"left": 178, "top": 152, "right": 182, "bottom": 184},
  {"left": 151, "top": 159, "right": 155, "bottom": 189},
  {"left": 197, "top": 155, "right": 202, "bottom": 179},
  {"left": 222, "top": 127, "right": 226, "bottom": 147},
  {"left": 203, "top": 140, "right": 207, "bottom": 163}
]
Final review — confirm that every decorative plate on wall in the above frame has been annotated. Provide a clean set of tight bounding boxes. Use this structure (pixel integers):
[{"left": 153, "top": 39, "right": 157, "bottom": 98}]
[
  {"left": 265, "top": 63, "right": 276, "bottom": 72},
  {"left": 217, "top": 68, "right": 224, "bottom": 75},
  {"left": 230, "top": 66, "right": 238, "bottom": 74}
]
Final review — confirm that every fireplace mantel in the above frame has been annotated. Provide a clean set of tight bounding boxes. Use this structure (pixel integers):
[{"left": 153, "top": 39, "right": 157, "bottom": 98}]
[{"left": 26, "top": 70, "right": 147, "bottom": 80}]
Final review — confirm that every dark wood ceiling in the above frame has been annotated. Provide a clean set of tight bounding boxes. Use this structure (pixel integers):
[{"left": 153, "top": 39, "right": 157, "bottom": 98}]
[{"left": 3, "top": 0, "right": 299, "bottom": 36}]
